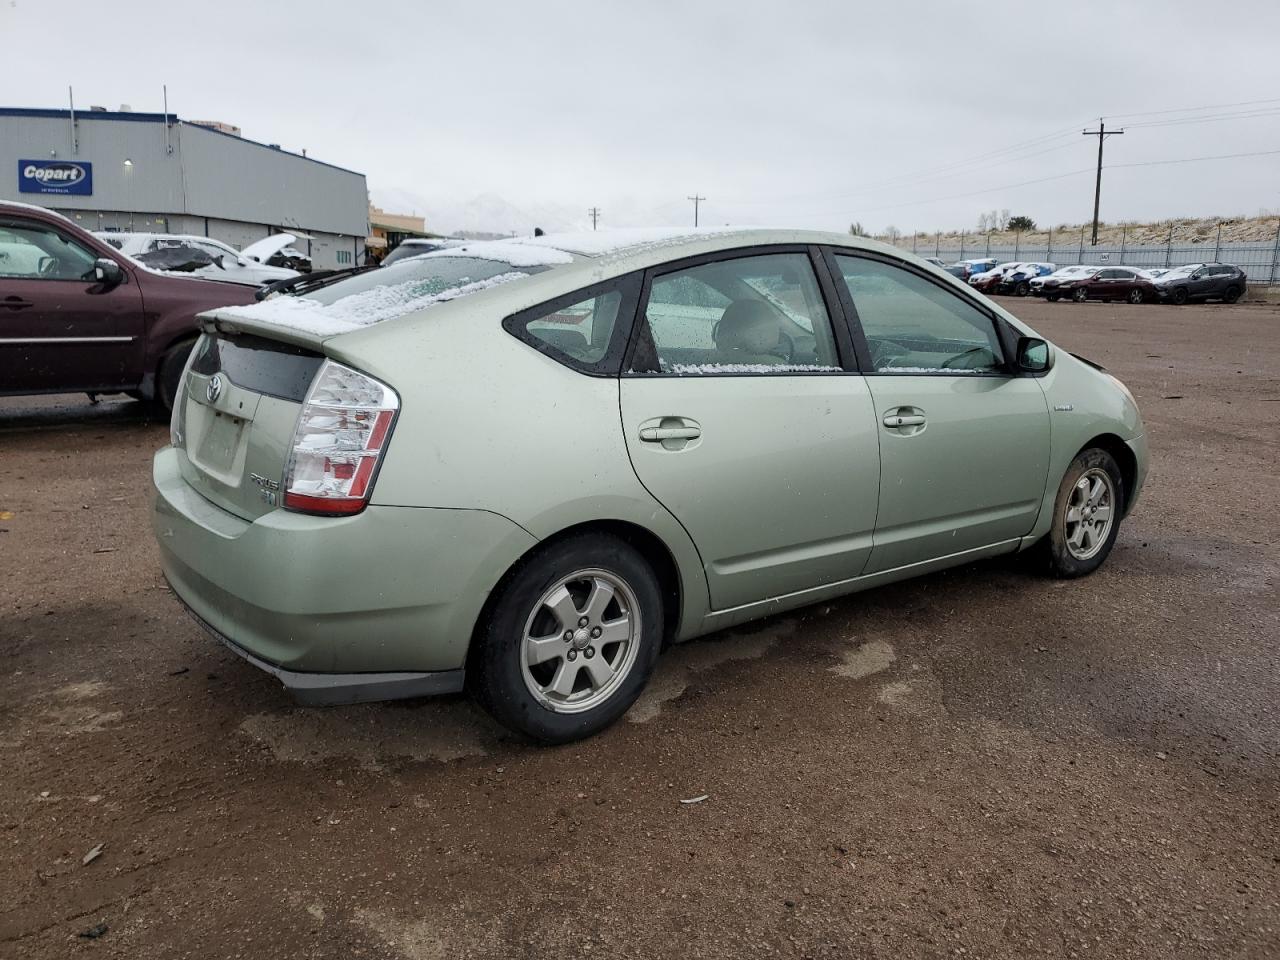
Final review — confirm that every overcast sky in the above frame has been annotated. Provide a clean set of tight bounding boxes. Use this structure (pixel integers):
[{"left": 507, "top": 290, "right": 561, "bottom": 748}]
[{"left": 5, "top": 0, "right": 1280, "bottom": 234}]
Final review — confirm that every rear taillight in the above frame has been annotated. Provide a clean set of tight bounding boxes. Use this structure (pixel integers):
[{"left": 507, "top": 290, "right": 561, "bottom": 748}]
[{"left": 283, "top": 360, "right": 399, "bottom": 515}]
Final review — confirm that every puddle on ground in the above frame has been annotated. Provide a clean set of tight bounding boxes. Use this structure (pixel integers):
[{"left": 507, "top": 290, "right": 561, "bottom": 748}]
[
  {"left": 627, "top": 618, "right": 795, "bottom": 723},
  {"left": 238, "top": 700, "right": 493, "bottom": 770},
  {"left": 877, "top": 667, "right": 947, "bottom": 718},
  {"left": 355, "top": 907, "right": 456, "bottom": 960},
  {"left": 831, "top": 638, "right": 897, "bottom": 679}
]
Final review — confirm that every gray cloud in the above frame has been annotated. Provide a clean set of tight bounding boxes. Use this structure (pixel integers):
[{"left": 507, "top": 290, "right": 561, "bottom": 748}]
[{"left": 4, "top": 0, "right": 1278, "bottom": 234}]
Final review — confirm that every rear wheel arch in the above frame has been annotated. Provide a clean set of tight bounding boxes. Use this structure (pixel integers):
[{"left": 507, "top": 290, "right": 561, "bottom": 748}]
[
  {"left": 467, "top": 519, "right": 684, "bottom": 671},
  {"left": 154, "top": 333, "right": 199, "bottom": 409},
  {"left": 1076, "top": 433, "right": 1137, "bottom": 515}
]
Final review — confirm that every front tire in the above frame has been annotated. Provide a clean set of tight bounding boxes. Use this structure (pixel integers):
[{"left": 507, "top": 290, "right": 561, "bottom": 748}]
[
  {"left": 1015, "top": 281, "right": 1031, "bottom": 297},
  {"left": 1046, "top": 293, "right": 1060, "bottom": 302},
  {"left": 470, "top": 533, "right": 663, "bottom": 743},
  {"left": 1072, "top": 287, "right": 1089, "bottom": 303},
  {"left": 1038, "top": 448, "right": 1124, "bottom": 578},
  {"left": 1171, "top": 287, "right": 1189, "bottom": 305}
]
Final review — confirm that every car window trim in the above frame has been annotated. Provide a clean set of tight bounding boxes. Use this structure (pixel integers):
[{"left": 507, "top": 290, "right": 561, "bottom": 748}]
[
  {"left": 620, "top": 244, "right": 859, "bottom": 378},
  {"left": 820, "top": 245, "right": 1026, "bottom": 379},
  {"left": 501, "top": 272, "right": 643, "bottom": 377}
]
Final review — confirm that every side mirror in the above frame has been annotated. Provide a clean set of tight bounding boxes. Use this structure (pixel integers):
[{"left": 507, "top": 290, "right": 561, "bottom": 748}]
[
  {"left": 237, "top": 257, "right": 248, "bottom": 267},
  {"left": 1015, "top": 336, "right": 1051, "bottom": 373},
  {"left": 93, "top": 258, "right": 124, "bottom": 286}
]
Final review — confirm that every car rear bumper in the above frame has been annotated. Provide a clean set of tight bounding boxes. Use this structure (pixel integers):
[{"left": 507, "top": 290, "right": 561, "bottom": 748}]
[{"left": 152, "top": 446, "right": 537, "bottom": 691}]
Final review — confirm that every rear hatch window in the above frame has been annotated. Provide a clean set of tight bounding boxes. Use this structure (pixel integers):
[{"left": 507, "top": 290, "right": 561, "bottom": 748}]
[{"left": 211, "top": 246, "right": 573, "bottom": 339}]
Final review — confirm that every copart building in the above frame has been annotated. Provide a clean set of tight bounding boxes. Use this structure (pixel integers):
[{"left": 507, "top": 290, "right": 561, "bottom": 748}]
[{"left": 0, "top": 107, "right": 368, "bottom": 270}]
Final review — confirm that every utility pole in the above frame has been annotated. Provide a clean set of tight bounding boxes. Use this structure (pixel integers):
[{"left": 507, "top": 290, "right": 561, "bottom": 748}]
[
  {"left": 687, "top": 195, "right": 705, "bottom": 227},
  {"left": 588, "top": 207, "right": 601, "bottom": 230},
  {"left": 1082, "top": 119, "right": 1123, "bottom": 246}
]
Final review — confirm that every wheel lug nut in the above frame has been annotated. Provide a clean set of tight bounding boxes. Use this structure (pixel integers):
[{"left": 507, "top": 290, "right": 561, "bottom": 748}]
[
  {"left": 578, "top": 616, "right": 589, "bottom": 628},
  {"left": 590, "top": 627, "right": 602, "bottom": 639},
  {"left": 564, "top": 630, "right": 574, "bottom": 641},
  {"left": 567, "top": 650, "right": 577, "bottom": 661},
  {"left": 585, "top": 647, "right": 595, "bottom": 658}
]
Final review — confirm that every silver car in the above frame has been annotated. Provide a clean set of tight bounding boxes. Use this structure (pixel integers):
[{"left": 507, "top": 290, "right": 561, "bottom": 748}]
[{"left": 153, "top": 229, "right": 1147, "bottom": 742}]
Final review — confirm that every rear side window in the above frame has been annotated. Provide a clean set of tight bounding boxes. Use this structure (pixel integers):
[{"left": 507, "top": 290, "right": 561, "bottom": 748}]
[
  {"left": 504, "top": 274, "right": 641, "bottom": 375},
  {"left": 630, "top": 252, "right": 842, "bottom": 375}
]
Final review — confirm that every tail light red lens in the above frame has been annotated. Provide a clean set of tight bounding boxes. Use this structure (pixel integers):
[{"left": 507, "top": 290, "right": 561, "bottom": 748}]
[{"left": 283, "top": 360, "right": 399, "bottom": 515}]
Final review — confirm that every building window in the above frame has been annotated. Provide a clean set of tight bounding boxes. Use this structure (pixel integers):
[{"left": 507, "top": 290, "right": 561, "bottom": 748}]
[{"left": 335, "top": 250, "right": 352, "bottom": 265}]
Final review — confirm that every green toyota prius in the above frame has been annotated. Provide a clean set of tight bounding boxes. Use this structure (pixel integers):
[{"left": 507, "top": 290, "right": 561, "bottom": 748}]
[{"left": 152, "top": 229, "right": 1148, "bottom": 742}]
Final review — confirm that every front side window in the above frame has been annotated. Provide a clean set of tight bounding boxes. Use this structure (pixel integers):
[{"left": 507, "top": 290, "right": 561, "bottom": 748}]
[
  {"left": 631, "top": 252, "right": 841, "bottom": 375},
  {"left": 834, "top": 254, "right": 1006, "bottom": 375},
  {"left": 0, "top": 220, "right": 99, "bottom": 281}
]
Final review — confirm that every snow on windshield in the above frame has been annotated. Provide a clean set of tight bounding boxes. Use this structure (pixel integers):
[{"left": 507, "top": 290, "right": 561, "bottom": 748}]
[{"left": 212, "top": 270, "right": 532, "bottom": 337}]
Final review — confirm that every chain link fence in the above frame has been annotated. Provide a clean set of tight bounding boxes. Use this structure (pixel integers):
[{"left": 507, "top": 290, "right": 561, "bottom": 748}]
[{"left": 892, "top": 225, "right": 1280, "bottom": 285}]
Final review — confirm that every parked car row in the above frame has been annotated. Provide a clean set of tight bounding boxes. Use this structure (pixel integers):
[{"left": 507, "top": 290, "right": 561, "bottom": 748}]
[
  {"left": 1031, "top": 262, "right": 1247, "bottom": 304},
  {"left": 929, "top": 256, "right": 1248, "bottom": 305}
]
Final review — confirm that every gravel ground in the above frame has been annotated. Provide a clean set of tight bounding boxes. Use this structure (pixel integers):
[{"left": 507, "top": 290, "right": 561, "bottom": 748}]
[{"left": 1, "top": 299, "right": 1277, "bottom": 959}]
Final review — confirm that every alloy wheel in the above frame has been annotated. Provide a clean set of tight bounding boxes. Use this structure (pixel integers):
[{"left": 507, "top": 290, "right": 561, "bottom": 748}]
[
  {"left": 520, "top": 568, "right": 641, "bottom": 714},
  {"left": 1128, "top": 288, "right": 1143, "bottom": 304},
  {"left": 1063, "top": 468, "right": 1115, "bottom": 561}
]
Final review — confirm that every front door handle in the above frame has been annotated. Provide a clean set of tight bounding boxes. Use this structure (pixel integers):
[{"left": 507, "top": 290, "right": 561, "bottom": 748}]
[
  {"left": 2, "top": 296, "right": 34, "bottom": 310},
  {"left": 883, "top": 413, "right": 926, "bottom": 428},
  {"left": 640, "top": 425, "right": 701, "bottom": 442}
]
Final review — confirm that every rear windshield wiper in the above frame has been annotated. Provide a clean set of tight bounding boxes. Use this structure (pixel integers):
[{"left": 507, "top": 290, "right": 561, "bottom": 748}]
[{"left": 256, "top": 265, "right": 377, "bottom": 301}]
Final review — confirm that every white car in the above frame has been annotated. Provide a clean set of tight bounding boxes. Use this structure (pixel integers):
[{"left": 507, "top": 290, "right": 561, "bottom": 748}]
[{"left": 95, "top": 232, "right": 299, "bottom": 286}]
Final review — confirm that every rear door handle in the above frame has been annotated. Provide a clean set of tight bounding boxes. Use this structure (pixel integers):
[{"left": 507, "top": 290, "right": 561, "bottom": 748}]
[{"left": 640, "top": 425, "right": 701, "bottom": 442}]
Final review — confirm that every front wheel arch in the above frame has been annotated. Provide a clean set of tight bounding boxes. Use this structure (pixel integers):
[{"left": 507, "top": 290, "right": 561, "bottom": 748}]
[{"left": 1075, "top": 433, "right": 1137, "bottom": 517}]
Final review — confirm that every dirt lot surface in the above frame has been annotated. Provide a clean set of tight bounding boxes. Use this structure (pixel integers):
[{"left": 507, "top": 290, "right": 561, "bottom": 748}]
[{"left": 2, "top": 299, "right": 1278, "bottom": 959}]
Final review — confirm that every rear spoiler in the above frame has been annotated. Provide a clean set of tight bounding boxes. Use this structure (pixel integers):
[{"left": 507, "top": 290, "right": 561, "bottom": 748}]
[{"left": 198, "top": 308, "right": 334, "bottom": 352}]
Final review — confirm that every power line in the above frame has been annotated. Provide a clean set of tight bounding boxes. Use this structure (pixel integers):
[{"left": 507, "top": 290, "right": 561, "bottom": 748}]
[
  {"left": 687, "top": 194, "right": 705, "bottom": 226},
  {"left": 1083, "top": 119, "right": 1124, "bottom": 245},
  {"left": 588, "top": 206, "right": 601, "bottom": 230},
  {"left": 1109, "top": 147, "right": 1280, "bottom": 169},
  {"left": 1124, "top": 107, "right": 1280, "bottom": 130},
  {"left": 1105, "top": 96, "right": 1280, "bottom": 122}
]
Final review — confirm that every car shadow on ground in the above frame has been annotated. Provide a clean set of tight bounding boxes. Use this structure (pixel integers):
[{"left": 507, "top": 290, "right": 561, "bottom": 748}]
[{"left": 0, "top": 393, "right": 160, "bottom": 433}]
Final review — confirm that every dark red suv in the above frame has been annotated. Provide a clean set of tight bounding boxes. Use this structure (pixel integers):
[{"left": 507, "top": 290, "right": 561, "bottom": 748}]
[{"left": 0, "top": 202, "right": 256, "bottom": 408}]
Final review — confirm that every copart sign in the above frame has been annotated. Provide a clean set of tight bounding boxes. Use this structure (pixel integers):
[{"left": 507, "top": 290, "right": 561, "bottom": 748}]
[{"left": 18, "top": 159, "right": 93, "bottom": 196}]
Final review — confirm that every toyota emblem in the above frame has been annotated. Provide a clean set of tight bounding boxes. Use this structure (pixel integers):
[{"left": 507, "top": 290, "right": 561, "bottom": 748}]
[{"left": 206, "top": 373, "right": 223, "bottom": 404}]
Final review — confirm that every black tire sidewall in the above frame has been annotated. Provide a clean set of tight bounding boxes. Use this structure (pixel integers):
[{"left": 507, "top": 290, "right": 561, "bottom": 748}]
[
  {"left": 157, "top": 340, "right": 195, "bottom": 411},
  {"left": 1172, "top": 287, "right": 1188, "bottom": 305},
  {"left": 1073, "top": 288, "right": 1088, "bottom": 302},
  {"left": 472, "top": 533, "right": 663, "bottom": 743},
  {"left": 1044, "top": 449, "right": 1125, "bottom": 578},
  {"left": 1224, "top": 285, "right": 1241, "bottom": 303},
  {"left": 1129, "top": 289, "right": 1143, "bottom": 304}
]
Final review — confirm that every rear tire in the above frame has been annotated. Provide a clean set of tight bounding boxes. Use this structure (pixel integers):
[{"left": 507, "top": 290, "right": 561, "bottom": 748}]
[
  {"left": 1223, "top": 285, "right": 1242, "bottom": 304},
  {"left": 1015, "top": 281, "right": 1030, "bottom": 297},
  {"left": 156, "top": 339, "right": 196, "bottom": 412},
  {"left": 470, "top": 533, "right": 663, "bottom": 743},
  {"left": 1127, "top": 288, "right": 1144, "bottom": 304},
  {"left": 1036, "top": 448, "right": 1124, "bottom": 578},
  {"left": 1046, "top": 294, "right": 1060, "bottom": 302}
]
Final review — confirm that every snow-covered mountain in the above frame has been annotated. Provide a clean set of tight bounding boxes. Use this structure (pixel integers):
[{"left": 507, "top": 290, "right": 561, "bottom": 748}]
[
  {"left": 370, "top": 187, "right": 696, "bottom": 238},
  {"left": 371, "top": 188, "right": 586, "bottom": 237}
]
